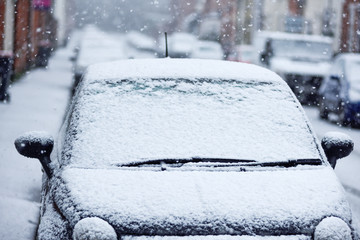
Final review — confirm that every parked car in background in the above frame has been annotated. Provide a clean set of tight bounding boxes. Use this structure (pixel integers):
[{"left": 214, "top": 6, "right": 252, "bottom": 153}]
[
  {"left": 166, "top": 32, "right": 197, "bottom": 58},
  {"left": 253, "top": 31, "right": 333, "bottom": 105},
  {"left": 72, "top": 26, "right": 125, "bottom": 87},
  {"left": 125, "top": 31, "right": 158, "bottom": 59},
  {"left": 319, "top": 53, "right": 360, "bottom": 128},
  {"left": 15, "top": 59, "right": 357, "bottom": 240},
  {"left": 235, "top": 45, "right": 254, "bottom": 63},
  {"left": 191, "top": 40, "right": 223, "bottom": 60}
]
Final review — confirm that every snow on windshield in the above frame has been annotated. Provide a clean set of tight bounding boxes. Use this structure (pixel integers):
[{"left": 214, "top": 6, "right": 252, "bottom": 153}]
[{"left": 62, "top": 70, "right": 321, "bottom": 168}]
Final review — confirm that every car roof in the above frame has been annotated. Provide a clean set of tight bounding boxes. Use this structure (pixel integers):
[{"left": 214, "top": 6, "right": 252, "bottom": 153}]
[{"left": 84, "top": 58, "right": 284, "bottom": 84}]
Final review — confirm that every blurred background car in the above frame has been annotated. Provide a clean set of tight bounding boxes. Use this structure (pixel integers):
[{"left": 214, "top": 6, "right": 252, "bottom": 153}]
[
  {"left": 125, "top": 31, "right": 158, "bottom": 59},
  {"left": 72, "top": 26, "right": 126, "bottom": 88},
  {"left": 191, "top": 40, "right": 223, "bottom": 59},
  {"left": 236, "top": 44, "right": 254, "bottom": 63},
  {"left": 165, "top": 32, "right": 197, "bottom": 58},
  {"left": 252, "top": 31, "right": 333, "bottom": 105},
  {"left": 318, "top": 53, "right": 360, "bottom": 128}
]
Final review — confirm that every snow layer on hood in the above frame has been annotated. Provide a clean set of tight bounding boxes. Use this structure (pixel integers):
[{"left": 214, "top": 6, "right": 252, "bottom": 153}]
[
  {"left": 56, "top": 167, "right": 351, "bottom": 236},
  {"left": 61, "top": 59, "right": 322, "bottom": 168}
]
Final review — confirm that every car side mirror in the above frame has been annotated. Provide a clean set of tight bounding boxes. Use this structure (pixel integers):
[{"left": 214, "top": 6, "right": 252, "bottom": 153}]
[
  {"left": 321, "top": 132, "right": 353, "bottom": 169},
  {"left": 14, "top": 131, "right": 54, "bottom": 178}
]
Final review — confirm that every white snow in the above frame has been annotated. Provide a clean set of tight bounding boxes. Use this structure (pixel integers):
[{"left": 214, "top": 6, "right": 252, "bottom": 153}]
[
  {"left": 0, "top": 32, "right": 76, "bottom": 240},
  {"left": 314, "top": 217, "right": 352, "bottom": 240},
  {"left": 57, "top": 167, "right": 351, "bottom": 236},
  {"left": 74, "top": 26, "right": 127, "bottom": 76},
  {"left": 15, "top": 131, "right": 54, "bottom": 147},
  {"left": 322, "top": 131, "right": 353, "bottom": 146},
  {"left": 84, "top": 59, "right": 283, "bottom": 83},
  {"left": 73, "top": 217, "right": 117, "bottom": 240}
]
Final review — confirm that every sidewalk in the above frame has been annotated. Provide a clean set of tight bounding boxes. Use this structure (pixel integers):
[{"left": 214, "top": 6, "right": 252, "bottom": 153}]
[{"left": 0, "top": 40, "right": 75, "bottom": 240}]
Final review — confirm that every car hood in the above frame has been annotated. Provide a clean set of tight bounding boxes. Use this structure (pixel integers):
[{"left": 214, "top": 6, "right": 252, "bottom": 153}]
[
  {"left": 271, "top": 57, "right": 330, "bottom": 76},
  {"left": 54, "top": 166, "right": 351, "bottom": 236}
]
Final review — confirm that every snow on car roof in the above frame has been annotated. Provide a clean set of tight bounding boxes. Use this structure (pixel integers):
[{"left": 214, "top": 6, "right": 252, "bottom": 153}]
[
  {"left": 84, "top": 59, "right": 284, "bottom": 84},
  {"left": 61, "top": 59, "right": 323, "bottom": 168}
]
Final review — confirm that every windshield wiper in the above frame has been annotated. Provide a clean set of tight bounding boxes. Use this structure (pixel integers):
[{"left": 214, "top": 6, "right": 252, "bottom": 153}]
[
  {"left": 118, "top": 157, "right": 257, "bottom": 167},
  {"left": 239, "top": 158, "right": 323, "bottom": 168}
]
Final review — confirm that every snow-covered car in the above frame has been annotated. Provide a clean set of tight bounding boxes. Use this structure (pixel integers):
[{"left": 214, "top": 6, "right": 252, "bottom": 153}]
[
  {"left": 15, "top": 59, "right": 358, "bottom": 240},
  {"left": 236, "top": 45, "right": 254, "bottom": 63},
  {"left": 318, "top": 53, "right": 360, "bottom": 127},
  {"left": 166, "top": 32, "right": 197, "bottom": 58},
  {"left": 73, "top": 26, "right": 125, "bottom": 87},
  {"left": 191, "top": 40, "right": 223, "bottom": 60},
  {"left": 253, "top": 31, "right": 333, "bottom": 105},
  {"left": 125, "top": 31, "right": 158, "bottom": 59}
]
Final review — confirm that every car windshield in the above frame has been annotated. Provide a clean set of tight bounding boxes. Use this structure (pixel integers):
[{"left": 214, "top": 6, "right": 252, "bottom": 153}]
[
  {"left": 272, "top": 39, "right": 332, "bottom": 60},
  {"left": 64, "top": 75, "right": 321, "bottom": 168}
]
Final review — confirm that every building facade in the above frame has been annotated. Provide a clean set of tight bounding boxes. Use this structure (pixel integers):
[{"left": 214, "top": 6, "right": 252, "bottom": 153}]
[
  {"left": 340, "top": 0, "right": 360, "bottom": 52},
  {"left": 0, "top": 0, "right": 73, "bottom": 77}
]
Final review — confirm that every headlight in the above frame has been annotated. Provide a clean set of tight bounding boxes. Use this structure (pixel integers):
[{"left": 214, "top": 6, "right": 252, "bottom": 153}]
[
  {"left": 73, "top": 217, "right": 117, "bottom": 240},
  {"left": 314, "top": 216, "right": 352, "bottom": 240}
]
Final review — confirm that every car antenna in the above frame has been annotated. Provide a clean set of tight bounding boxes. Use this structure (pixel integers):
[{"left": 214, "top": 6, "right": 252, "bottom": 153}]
[{"left": 165, "top": 32, "right": 168, "bottom": 58}]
